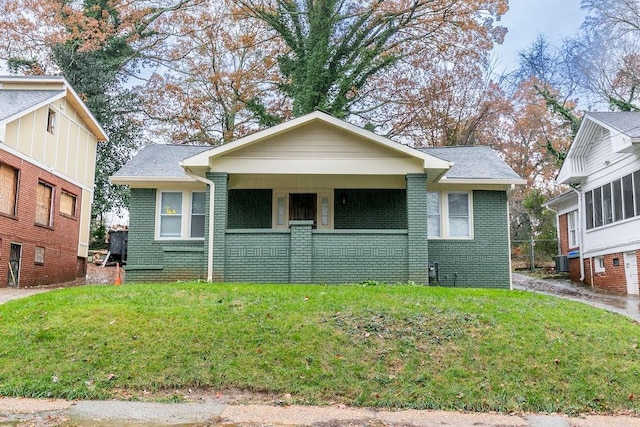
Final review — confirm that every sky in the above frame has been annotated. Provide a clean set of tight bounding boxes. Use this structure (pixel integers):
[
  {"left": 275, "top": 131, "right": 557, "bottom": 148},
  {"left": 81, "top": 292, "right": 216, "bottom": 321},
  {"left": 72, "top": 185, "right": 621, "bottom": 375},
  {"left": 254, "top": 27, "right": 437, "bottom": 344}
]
[{"left": 491, "top": 0, "right": 587, "bottom": 73}]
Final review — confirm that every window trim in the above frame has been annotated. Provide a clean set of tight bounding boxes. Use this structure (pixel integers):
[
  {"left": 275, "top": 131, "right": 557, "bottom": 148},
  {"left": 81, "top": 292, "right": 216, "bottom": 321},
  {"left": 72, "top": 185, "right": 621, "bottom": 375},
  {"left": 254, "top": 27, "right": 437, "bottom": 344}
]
[
  {"left": 155, "top": 190, "right": 206, "bottom": 240},
  {"left": 567, "top": 210, "right": 578, "bottom": 249},
  {"left": 427, "top": 191, "right": 474, "bottom": 240},
  {"left": 47, "top": 108, "right": 56, "bottom": 134},
  {"left": 594, "top": 256, "right": 605, "bottom": 273},
  {"left": 34, "top": 246, "right": 45, "bottom": 265},
  {"left": 35, "top": 180, "right": 54, "bottom": 228},
  {"left": 59, "top": 190, "right": 77, "bottom": 218},
  {"left": 586, "top": 169, "right": 640, "bottom": 231},
  {"left": 0, "top": 162, "right": 19, "bottom": 218}
]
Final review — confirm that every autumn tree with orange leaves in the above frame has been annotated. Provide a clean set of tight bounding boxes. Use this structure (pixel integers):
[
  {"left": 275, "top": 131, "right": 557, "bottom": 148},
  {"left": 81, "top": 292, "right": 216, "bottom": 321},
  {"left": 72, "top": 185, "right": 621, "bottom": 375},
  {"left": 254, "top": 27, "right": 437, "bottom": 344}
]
[{"left": 0, "top": 0, "right": 199, "bottom": 219}]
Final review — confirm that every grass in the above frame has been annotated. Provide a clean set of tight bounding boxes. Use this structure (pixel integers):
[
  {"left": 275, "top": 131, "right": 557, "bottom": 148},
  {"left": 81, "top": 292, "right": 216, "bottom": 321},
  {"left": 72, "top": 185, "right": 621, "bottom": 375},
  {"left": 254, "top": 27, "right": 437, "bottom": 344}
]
[{"left": 0, "top": 282, "right": 639, "bottom": 415}]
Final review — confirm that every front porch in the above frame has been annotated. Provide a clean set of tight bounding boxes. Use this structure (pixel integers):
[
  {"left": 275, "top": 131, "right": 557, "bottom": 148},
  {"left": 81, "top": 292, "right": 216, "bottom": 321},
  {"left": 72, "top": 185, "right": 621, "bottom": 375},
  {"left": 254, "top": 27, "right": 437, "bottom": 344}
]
[{"left": 208, "top": 173, "right": 429, "bottom": 284}]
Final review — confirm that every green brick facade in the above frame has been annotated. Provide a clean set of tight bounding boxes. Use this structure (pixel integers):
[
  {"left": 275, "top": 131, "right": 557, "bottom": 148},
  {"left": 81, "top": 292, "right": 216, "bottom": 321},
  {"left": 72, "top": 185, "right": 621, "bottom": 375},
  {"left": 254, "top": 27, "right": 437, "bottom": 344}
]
[
  {"left": 334, "top": 189, "right": 407, "bottom": 229},
  {"left": 125, "top": 180, "right": 511, "bottom": 288},
  {"left": 312, "top": 231, "right": 408, "bottom": 283},
  {"left": 125, "top": 188, "right": 205, "bottom": 282},
  {"left": 428, "top": 190, "right": 511, "bottom": 288}
]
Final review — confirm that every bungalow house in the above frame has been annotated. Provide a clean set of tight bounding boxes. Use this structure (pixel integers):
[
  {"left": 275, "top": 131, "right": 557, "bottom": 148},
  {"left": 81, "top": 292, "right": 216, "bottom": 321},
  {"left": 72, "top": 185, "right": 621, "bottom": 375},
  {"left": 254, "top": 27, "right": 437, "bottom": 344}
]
[
  {"left": 0, "top": 75, "right": 107, "bottom": 287},
  {"left": 545, "top": 112, "right": 640, "bottom": 294},
  {"left": 111, "top": 111, "right": 524, "bottom": 287}
]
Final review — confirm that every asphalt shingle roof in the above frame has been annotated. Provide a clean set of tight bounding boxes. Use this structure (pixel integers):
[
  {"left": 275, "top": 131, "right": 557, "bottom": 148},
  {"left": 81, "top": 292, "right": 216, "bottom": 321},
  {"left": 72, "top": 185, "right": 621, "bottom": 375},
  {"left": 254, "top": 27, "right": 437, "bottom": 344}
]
[
  {"left": 0, "top": 89, "right": 63, "bottom": 121},
  {"left": 112, "top": 144, "right": 212, "bottom": 178},
  {"left": 115, "top": 143, "right": 521, "bottom": 182},
  {"left": 587, "top": 111, "right": 640, "bottom": 138},
  {"left": 419, "top": 145, "right": 522, "bottom": 181}
]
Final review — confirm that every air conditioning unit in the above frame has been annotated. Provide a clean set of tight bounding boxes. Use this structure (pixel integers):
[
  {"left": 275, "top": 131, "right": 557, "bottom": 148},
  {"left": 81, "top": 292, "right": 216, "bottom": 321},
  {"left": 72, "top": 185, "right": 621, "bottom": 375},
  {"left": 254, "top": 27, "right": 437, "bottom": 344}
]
[{"left": 555, "top": 255, "right": 569, "bottom": 273}]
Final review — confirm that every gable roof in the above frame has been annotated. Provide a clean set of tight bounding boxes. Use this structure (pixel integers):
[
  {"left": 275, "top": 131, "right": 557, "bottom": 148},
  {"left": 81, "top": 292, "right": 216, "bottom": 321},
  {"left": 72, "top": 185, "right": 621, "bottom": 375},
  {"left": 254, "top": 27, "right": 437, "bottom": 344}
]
[
  {"left": 556, "top": 111, "right": 640, "bottom": 185},
  {"left": 110, "top": 144, "right": 212, "bottom": 184},
  {"left": 0, "top": 89, "right": 64, "bottom": 121},
  {"left": 0, "top": 75, "right": 108, "bottom": 141},
  {"left": 181, "top": 111, "right": 452, "bottom": 173},
  {"left": 419, "top": 146, "right": 525, "bottom": 184},
  {"left": 587, "top": 111, "right": 640, "bottom": 138}
]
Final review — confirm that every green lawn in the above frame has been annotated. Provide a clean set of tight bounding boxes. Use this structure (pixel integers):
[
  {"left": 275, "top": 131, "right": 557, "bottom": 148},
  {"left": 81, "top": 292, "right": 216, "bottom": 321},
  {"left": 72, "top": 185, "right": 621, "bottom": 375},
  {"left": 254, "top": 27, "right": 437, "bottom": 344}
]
[{"left": 0, "top": 282, "right": 639, "bottom": 414}]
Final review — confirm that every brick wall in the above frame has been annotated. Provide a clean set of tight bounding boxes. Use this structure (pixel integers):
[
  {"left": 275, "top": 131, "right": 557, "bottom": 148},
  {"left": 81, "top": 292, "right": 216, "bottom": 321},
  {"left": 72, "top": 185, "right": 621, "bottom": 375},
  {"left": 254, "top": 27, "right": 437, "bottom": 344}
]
[
  {"left": 584, "top": 251, "right": 639, "bottom": 294},
  {"left": 124, "top": 188, "right": 205, "bottom": 282},
  {"left": 428, "top": 190, "right": 510, "bottom": 289},
  {"left": 0, "top": 150, "right": 83, "bottom": 287},
  {"left": 225, "top": 231, "right": 290, "bottom": 282},
  {"left": 568, "top": 257, "right": 581, "bottom": 282},
  {"left": 312, "top": 231, "right": 408, "bottom": 283},
  {"left": 125, "top": 184, "right": 511, "bottom": 288},
  {"left": 559, "top": 213, "right": 569, "bottom": 254}
]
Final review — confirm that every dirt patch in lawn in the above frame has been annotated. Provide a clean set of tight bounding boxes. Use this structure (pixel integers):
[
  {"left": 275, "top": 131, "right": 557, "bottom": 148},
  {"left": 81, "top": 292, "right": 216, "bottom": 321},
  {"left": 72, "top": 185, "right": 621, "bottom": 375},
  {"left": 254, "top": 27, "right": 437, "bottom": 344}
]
[{"left": 33, "top": 263, "right": 124, "bottom": 289}]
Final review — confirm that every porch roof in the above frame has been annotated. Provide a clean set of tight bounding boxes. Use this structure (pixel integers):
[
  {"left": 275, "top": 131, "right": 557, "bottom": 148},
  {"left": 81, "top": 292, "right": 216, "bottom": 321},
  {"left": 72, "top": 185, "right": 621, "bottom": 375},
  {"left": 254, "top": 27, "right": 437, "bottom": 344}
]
[
  {"left": 420, "top": 146, "right": 526, "bottom": 185},
  {"left": 110, "top": 144, "right": 211, "bottom": 185}
]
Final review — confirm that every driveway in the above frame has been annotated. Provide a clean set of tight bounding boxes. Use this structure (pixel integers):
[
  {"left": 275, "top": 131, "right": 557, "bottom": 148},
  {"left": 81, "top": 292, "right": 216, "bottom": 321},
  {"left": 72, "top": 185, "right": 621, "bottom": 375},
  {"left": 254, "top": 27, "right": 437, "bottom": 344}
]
[
  {"left": 512, "top": 272, "right": 640, "bottom": 322},
  {"left": 0, "top": 287, "right": 51, "bottom": 304}
]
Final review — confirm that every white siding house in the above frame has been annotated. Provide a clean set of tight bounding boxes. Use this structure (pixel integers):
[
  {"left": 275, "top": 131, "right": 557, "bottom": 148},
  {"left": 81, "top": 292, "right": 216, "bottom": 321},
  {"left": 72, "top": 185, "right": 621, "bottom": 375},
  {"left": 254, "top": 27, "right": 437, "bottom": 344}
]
[{"left": 547, "top": 112, "right": 640, "bottom": 294}]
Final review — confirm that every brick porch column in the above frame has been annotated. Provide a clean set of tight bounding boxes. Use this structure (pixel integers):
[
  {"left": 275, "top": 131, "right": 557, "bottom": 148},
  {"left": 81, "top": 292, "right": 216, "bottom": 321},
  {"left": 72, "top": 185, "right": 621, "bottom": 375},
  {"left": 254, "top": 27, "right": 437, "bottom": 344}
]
[
  {"left": 289, "top": 220, "right": 313, "bottom": 283},
  {"left": 207, "top": 172, "right": 228, "bottom": 282},
  {"left": 406, "top": 173, "right": 429, "bottom": 283}
]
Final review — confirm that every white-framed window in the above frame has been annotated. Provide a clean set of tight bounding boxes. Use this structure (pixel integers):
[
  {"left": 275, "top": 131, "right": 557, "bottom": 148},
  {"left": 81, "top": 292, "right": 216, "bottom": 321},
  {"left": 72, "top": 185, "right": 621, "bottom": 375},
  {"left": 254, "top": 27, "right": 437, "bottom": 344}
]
[
  {"left": 46, "top": 109, "right": 56, "bottom": 134},
  {"left": 427, "top": 192, "right": 441, "bottom": 238},
  {"left": 586, "top": 168, "right": 640, "bottom": 230},
  {"left": 157, "top": 190, "right": 206, "bottom": 239},
  {"left": 567, "top": 210, "right": 578, "bottom": 248},
  {"left": 594, "top": 256, "right": 605, "bottom": 273},
  {"left": 427, "top": 191, "right": 473, "bottom": 239}
]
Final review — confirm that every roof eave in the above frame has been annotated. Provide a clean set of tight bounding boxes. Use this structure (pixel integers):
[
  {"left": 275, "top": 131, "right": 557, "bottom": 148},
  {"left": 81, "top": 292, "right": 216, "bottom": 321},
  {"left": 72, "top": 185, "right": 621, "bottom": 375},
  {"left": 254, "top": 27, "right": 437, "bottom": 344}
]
[
  {"left": 109, "top": 176, "right": 200, "bottom": 185},
  {"left": 438, "top": 178, "right": 527, "bottom": 185}
]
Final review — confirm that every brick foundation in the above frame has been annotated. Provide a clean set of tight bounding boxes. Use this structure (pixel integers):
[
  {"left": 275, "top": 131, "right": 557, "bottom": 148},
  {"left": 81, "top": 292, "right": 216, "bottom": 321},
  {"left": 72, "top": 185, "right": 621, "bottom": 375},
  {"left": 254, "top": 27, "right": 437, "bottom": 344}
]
[{"left": 582, "top": 250, "right": 640, "bottom": 294}]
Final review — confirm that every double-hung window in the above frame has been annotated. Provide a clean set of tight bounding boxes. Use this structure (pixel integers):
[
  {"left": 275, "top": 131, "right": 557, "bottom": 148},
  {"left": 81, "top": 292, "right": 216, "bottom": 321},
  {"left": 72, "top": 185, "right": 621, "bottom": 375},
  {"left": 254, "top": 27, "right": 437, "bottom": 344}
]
[
  {"left": 567, "top": 210, "right": 578, "bottom": 248},
  {"left": 158, "top": 191, "right": 206, "bottom": 239},
  {"left": 427, "top": 191, "right": 473, "bottom": 239}
]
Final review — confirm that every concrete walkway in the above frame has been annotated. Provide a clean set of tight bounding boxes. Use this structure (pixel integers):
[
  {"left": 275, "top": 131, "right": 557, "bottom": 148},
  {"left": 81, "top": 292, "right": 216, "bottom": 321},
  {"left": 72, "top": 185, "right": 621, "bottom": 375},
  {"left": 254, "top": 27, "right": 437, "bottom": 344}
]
[
  {"left": 2, "top": 396, "right": 640, "bottom": 426},
  {"left": 512, "top": 273, "right": 640, "bottom": 322},
  {"left": 0, "top": 286, "right": 51, "bottom": 304}
]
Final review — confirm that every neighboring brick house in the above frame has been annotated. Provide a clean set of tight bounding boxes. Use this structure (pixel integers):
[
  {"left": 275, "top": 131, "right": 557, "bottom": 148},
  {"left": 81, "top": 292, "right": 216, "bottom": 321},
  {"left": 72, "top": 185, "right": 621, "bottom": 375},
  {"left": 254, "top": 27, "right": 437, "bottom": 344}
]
[
  {"left": 111, "top": 111, "right": 525, "bottom": 287},
  {"left": 0, "top": 75, "right": 107, "bottom": 287},
  {"left": 545, "top": 112, "right": 640, "bottom": 295}
]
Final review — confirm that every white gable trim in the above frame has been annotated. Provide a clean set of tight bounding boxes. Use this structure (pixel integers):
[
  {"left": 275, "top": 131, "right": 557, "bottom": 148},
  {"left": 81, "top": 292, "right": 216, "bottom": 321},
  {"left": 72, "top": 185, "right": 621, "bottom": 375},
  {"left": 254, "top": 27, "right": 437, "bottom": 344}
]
[{"left": 181, "top": 111, "right": 452, "bottom": 171}]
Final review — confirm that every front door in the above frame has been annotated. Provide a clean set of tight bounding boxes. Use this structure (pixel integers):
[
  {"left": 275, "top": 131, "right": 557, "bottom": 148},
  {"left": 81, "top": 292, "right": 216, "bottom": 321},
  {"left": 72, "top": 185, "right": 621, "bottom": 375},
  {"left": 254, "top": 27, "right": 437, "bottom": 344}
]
[
  {"left": 8, "top": 243, "right": 22, "bottom": 287},
  {"left": 624, "top": 251, "right": 639, "bottom": 295},
  {"left": 289, "top": 193, "right": 317, "bottom": 226}
]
